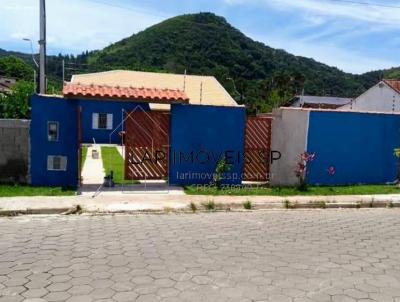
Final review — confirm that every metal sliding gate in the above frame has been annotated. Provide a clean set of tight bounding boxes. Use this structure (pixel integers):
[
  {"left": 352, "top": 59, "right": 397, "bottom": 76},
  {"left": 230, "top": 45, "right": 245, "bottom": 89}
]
[
  {"left": 243, "top": 116, "right": 272, "bottom": 182},
  {"left": 124, "top": 111, "right": 170, "bottom": 181}
]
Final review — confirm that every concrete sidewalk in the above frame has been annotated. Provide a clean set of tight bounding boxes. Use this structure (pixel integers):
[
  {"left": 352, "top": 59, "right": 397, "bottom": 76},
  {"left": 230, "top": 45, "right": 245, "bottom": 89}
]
[
  {"left": 81, "top": 145, "right": 104, "bottom": 184},
  {"left": 1, "top": 192, "right": 400, "bottom": 215}
]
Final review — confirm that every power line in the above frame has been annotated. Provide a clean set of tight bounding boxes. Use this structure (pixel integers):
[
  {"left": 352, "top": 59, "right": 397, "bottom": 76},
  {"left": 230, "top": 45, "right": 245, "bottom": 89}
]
[
  {"left": 87, "top": 0, "right": 400, "bottom": 10},
  {"left": 324, "top": 0, "right": 400, "bottom": 9},
  {"left": 85, "top": 0, "right": 138, "bottom": 12},
  {"left": 88, "top": 0, "right": 400, "bottom": 10},
  {"left": 84, "top": 0, "right": 167, "bottom": 17}
]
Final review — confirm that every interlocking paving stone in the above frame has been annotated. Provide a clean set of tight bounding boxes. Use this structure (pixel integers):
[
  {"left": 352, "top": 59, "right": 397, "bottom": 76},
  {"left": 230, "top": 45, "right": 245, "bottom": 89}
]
[
  {"left": 112, "top": 291, "right": 138, "bottom": 301},
  {"left": 22, "top": 288, "right": 49, "bottom": 298},
  {"left": 1, "top": 210, "right": 400, "bottom": 301}
]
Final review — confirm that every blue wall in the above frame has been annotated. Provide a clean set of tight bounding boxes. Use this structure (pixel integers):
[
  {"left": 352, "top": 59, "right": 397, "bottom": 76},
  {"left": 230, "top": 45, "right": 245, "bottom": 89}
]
[
  {"left": 169, "top": 104, "right": 246, "bottom": 185},
  {"left": 30, "top": 95, "right": 79, "bottom": 188},
  {"left": 307, "top": 111, "right": 400, "bottom": 185},
  {"left": 30, "top": 95, "right": 246, "bottom": 187},
  {"left": 79, "top": 100, "right": 149, "bottom": 144},
  {"left": 30, "top": 96, "right": 151, "bottom": 187}
]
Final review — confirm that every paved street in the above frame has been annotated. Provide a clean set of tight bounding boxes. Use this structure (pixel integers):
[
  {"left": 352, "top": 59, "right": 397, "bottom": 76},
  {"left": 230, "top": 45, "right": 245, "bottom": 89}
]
[{"left": 1, "top": 210, "right": 400, "bottom": 302}]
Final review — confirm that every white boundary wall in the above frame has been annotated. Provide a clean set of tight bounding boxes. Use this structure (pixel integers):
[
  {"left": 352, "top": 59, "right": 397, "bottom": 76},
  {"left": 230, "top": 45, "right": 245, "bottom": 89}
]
[{"left": 270, "top": 108, "right": 310, "bottom": 186}]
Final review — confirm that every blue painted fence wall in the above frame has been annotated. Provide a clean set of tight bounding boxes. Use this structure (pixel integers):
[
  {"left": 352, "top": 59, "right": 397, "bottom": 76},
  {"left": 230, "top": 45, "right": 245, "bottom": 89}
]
[
  {"left": 79, "top": 100, "right": 149, "bottom": 144},
  {"left": 30, "top": 95, "right": 79, "bottom": 188},
  {"left": 169, "top": 104, "right": 246, "bottom": 186},
  {"left": 30, "top": 95, "right": 246, "bottom": 187},
  {"left": 307, "top": 111, "right": 400, "bottom": 185},
  {"left": 30, "top": 96, "right": 151, "bottom": 187}
]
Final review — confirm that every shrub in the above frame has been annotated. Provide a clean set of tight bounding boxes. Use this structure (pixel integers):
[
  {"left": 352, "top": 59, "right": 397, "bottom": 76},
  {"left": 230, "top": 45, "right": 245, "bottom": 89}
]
[
  {"left": 369, "top": 198, "right": 375, "bottom": 208},
  {"left": 243, "top": 200, "right": 252, "bottom": 210},
  {"left": 212, "top": 159, "right": 231, "bottom": 190},
  {"left": 0, "top": 81, "right": 34, "bottom": 119},
  {"left": 203, "top": 200, "right": 216, "bottom": 211},
  {"left": 294, "top": 152, "right": 315, "bottom": 191},
  {"left": 190, "top": 202, "right": 197, "bottom": 213}
]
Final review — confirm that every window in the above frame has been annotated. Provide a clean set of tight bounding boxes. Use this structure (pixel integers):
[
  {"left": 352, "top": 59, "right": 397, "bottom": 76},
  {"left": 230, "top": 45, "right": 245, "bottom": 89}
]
[
  {"left": 98, "top": 113, "right": 108, "bottom": 129},
  {"left": 92, "top": 113, "right": 113, "bottom": 130},
  {"left": 48, "top": 121, "right": 59, "bottom": 141},
  {"left": 47, "top": 156, "right": 67, "bottom": 171}
]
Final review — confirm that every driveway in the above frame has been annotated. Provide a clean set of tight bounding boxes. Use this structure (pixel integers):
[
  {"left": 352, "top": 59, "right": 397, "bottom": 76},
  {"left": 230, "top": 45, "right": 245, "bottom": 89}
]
[{"left": 1, "top": 210, "right": 400, "bottom": 301}]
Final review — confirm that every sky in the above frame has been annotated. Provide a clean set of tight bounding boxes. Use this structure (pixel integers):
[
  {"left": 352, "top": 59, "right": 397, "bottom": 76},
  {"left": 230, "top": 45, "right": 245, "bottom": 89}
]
[{"left": 1, "top": 0, "right": 400, "bottom": 74}]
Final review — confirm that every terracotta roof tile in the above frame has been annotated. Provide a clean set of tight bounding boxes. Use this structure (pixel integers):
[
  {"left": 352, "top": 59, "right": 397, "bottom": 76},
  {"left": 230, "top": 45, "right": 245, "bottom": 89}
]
[
  {"left": 384, "top": 79, "right": 400, "bottom": 94},
  {"left": 70, "top": 70, "right": 240, "bottom": 107},
  {"left": 63, "top": 83, "right": 189, "bottom": 104}
]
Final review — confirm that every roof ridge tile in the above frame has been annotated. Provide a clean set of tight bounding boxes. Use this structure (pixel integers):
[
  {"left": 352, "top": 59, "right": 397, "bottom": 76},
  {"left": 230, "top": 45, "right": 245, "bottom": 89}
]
[{"left": 63, "top": 83, "right": 189, "bottom": 104}]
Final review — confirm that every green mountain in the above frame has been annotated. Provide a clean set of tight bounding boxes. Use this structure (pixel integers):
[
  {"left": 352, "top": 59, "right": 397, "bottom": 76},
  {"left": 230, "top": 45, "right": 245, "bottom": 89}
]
[
  {"left": 87, "top": 13, "right": 398, "bottom": 111},
  {"left": 1, "top": 13, "right": 399, "bottom": 112}
]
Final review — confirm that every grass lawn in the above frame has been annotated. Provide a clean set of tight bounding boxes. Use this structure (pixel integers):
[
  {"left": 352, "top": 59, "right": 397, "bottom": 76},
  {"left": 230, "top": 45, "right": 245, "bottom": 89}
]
[
  {"left": 81, "top": 146, "right": 88, "bottom": 171},
  {"left": 185, "top": 184, "right": 400, "bottom": 196},
  {"left": 0, "top": 185, "right": 75, "bottom": 197},
  {"left": 101, "top": 146, "right": 139, "bottom": 184}
]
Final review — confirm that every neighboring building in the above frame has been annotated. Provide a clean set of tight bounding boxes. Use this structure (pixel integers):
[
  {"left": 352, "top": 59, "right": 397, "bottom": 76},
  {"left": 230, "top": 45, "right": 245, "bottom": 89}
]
[
  {"left": 284, "top": 95, "right": 352, "bottom": 109},
  {"left": 0, "top": 76, "right": 16, "bottom": 95},
  {"left": 341, "top": 79, "right": 400, "bottom": 112},
  {"left": 70, "top": 70, "right": 238, "bottom": 111}
]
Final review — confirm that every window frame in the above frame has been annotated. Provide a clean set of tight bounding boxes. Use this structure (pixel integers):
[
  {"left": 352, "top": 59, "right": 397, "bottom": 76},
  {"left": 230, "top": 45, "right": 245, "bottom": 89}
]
[
  {"left": 47, "top": 155, "right": 68, "bottom": 171},
  {"left": 47, "top": 121, "right": 59, "bottom": 142},
  {"left": 93, "top": 113, "right": 113, "bottom": 130}
]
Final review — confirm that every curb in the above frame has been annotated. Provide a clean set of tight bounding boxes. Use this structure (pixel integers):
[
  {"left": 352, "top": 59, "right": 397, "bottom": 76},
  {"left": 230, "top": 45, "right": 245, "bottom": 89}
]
[
  {"left": 0, "top": 208, "right": 71, "bottom": 216},
  {"left": 1, "top": 201, "right": 399, "bottom": 216}
]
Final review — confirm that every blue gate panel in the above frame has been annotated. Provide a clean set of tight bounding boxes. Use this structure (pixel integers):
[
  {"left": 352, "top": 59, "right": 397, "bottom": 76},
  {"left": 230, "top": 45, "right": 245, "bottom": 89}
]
[
  {"left": 307, "top": 111, "right": 400, "bottom": 185},
  {"left": 30, "top": 95, "right": 79, "bottom": 188},
  {"left": 169, "top": 104, "right": 246, "bottom": 186}
]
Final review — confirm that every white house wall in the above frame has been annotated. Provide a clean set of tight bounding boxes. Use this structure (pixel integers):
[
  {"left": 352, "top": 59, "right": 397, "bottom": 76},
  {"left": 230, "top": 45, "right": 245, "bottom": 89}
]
[
  {"left": 270, "top": 108, "right": 310, "bottom": 186},
  {"left": 341, "top": 83, "right": 400, "bottom": 112}
]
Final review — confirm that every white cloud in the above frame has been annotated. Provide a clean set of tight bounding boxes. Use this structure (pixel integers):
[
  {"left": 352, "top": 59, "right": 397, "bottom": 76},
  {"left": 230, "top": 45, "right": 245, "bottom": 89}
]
[
  {"left": 0, "top": 0, "right": 169, "bottom": 54},
  {"left": 250, "top": 32, "right": 397, "bottom": 74},
  {"left": 223, "top": 0, "right": 400, "bottom": 73},
  {"left": 10, "top": 32, "right": 27, "bottom": 40},
  {"left": 224, "top": 0, "right": 400, "bottom": 26}
]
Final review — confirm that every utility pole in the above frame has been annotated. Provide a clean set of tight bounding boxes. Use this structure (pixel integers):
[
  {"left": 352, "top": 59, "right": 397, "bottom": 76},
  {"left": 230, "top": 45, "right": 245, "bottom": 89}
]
[
  {"left": 62, "top": 59, "right": 65, "bottom": 84},
  {"left": 39, "top": 0, "right": 46, "bottom": 94}
]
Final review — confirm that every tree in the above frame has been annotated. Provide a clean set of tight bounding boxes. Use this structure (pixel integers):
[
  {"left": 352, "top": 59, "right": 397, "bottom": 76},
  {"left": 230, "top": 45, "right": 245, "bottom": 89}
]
[
  {"left": 0, "top": 56, "right": 34, "bottom": 81},
  {"left": 0, "top": 81, "right": 34, "bottom": 119}
]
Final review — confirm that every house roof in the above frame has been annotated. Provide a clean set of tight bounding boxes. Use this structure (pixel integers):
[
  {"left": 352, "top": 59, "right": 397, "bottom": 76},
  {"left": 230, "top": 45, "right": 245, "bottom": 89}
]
[
  {"left": 384, "top": 79, "right": 400, "bottom": 94},
  {"left": 286, "top": 95, "right": 352, "bottom": 107},
  {"left": 70, "top": 70, "right": 239, "bottom": 109},
  {"left": 63, "top": 83, "right": 189, "bottom": 104}
]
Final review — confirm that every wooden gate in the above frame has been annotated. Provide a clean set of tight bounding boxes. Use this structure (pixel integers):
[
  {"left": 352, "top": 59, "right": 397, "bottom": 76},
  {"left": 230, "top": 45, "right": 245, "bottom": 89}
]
[
  {"left": 124, "top": 111, "right": 170, "bottom": 180},
  {"left": 243, "top": 116, "right": 272, "bottom": 181}
]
